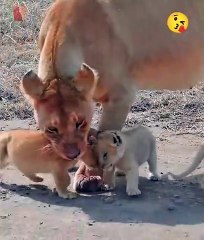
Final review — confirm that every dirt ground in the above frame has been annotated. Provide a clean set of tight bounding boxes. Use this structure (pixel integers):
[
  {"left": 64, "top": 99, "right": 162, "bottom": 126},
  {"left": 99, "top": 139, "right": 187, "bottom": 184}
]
[{"left": 0, "top": 119, "right": 204, "bottom": 240}]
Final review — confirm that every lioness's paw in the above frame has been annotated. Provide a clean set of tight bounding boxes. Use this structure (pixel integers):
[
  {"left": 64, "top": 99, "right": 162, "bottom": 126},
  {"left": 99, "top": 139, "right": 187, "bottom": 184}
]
[{"left": 126, "top": 188, "right": 141, "bottom": 196}]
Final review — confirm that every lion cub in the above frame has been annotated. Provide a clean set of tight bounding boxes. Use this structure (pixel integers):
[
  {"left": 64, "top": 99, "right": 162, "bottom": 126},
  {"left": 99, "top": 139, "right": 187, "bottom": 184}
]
[
  {"left": 0, "top": 130, "right": 96, "bottom": 199},
  {"left": 95, "top": 126, "right": 160, "bottom": 196}
]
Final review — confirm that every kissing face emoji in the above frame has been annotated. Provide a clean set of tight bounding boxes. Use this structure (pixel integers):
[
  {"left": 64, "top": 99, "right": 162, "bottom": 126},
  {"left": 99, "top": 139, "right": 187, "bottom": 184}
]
[{"left": 167, "top": 12, "right": 189, "bottom": 33}]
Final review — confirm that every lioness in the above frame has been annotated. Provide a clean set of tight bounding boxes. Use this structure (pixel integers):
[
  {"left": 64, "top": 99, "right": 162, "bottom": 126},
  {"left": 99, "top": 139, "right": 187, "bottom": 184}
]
[
  {"left": 94, "top": 126, "right": 160, "bottom": 196},
  {"left": 21, "top": 0, "right": 204, "bottom": 159},
  {"left": 0, "top": 129, "right": 97, "bottom": 198}
]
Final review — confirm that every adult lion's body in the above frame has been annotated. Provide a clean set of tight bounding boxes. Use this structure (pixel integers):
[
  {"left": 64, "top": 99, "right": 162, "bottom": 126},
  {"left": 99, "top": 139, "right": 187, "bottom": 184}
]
[{"left": 21, "top": 0, "right": 204, "bottom": 158}]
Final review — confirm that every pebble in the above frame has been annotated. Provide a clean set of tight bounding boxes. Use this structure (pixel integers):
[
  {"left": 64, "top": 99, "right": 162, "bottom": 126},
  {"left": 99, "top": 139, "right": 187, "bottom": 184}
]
[
  {"left": 103, "top": 196, "right": 115, "bottom": 204},
  {"left": 167, "top": 203, "right": 176, "bottom": 211},
  {"left": 0, "top": 190, "right": 7, "bottom": 194},
  {"left": 87, "top": 221, "right": 95, "bottom": 226}
]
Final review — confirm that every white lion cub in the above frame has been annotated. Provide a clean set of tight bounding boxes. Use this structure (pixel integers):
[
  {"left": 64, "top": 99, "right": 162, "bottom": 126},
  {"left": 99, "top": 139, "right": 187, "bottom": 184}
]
[{"left": 95, "top": 126, "right": 160, "bottom": 196}]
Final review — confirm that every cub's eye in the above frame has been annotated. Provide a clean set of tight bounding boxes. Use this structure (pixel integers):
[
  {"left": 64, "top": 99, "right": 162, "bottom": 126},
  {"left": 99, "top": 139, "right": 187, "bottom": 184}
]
[
  {"left": 45, "top": 127, "right": 58, "bottom": 134},
  {"left": 76, "top": 120, "right": 87, "bottom": 129},
  {"left": 103, "top": 152, "right": 108, "bottom": 161}
]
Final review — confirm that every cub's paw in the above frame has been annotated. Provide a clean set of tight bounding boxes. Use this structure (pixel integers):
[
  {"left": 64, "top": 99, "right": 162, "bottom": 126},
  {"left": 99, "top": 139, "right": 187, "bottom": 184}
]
[
  {"left": 126, "top": 187, "right": 141, "bottom": 196},
  {"left": 54, "top": 189, "right": 79, "bottom": 199},
  {"left": 25, "top": 174, "right": 44, "bottom": 182},
  {"left": 103, "top": 184, "right": 115, "bottom": 191},
  {"left": 148, "top": 173, "right": 161, "bottom": 181},
  {"left": 30, "top": 176, "right": 44, "bottom": 182}
]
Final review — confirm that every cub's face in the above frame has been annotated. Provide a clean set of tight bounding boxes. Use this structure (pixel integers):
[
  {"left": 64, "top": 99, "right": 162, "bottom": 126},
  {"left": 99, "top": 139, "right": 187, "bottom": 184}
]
[
  {"left": 96, "top": 131, "right": 124, "bottom": 171},
  {"left": 21, "top": 64, "right": 98, "bottom": 160}
]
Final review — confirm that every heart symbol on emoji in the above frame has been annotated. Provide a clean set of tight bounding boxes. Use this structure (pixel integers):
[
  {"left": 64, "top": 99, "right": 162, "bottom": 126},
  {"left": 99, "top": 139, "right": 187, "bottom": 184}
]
[{"left": 179, "top": 25, "right": 186, "bottom": 33}]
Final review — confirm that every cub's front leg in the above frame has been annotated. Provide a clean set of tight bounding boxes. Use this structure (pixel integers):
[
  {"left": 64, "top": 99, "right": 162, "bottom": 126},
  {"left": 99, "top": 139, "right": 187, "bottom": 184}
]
[
  {"left": 103, "top": 167, "right": 116, "bottom": 190},
  {"left": 53, "top": 167, "right": 78, "bottom": 199},
  {"left": 125, "top": 159, "right": 141, "bottom": 196}
]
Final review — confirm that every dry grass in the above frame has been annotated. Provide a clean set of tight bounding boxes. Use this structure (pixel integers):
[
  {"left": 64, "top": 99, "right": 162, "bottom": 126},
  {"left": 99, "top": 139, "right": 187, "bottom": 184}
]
[
  {"left": 0, "top": 0, "right": 52, "bottom": 119},
  {"left": 0, "top": 0, "right": 203, "bottom": 135}
]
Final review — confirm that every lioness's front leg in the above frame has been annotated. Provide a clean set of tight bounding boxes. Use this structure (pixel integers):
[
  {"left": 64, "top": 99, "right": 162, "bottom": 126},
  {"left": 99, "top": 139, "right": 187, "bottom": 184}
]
[
  {"left": 53, "top": 168, "right": 78, "bottom": 199},
  {"left": 99, "top": 87, "right": 135, "bottom": 131}
]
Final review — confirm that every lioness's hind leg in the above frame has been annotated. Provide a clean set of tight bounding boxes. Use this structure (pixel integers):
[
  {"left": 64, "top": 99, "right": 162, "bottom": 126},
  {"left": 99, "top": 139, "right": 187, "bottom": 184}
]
[
  {"left": 53, "top": 169, "right": 78, "bottom": 199},
  {"left": 24, "top": 173, "right": 44, "bottom": 182},
  {"left": 147, "top": 146, "right": 160, "bottom": 181}
]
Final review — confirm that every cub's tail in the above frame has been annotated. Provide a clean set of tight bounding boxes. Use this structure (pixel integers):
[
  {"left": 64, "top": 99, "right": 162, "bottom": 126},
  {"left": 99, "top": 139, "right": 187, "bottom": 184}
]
[
  {"left": 0, "top": 133, "right": 11, "bottom": 169},
  {"left": 167, "top": 144, "right": 204, "bottom": 180}
]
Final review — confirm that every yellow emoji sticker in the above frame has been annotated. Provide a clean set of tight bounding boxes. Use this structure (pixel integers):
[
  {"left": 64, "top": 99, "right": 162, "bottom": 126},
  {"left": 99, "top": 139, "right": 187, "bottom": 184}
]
[{"left": 167, "top": 12, "right": 189, "bottom": 33}]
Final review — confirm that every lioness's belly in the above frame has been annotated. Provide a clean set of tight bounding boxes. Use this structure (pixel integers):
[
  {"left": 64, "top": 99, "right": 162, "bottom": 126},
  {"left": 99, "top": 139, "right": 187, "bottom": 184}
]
[
  {"left": 73, "top": 0, "right": 204, "bottom": 90},
  {"left": 130, "top": 44, "right": 203, "bottom": 90},
  {"left": 100, "top": 0, "right": 204, "bottom": 90}
]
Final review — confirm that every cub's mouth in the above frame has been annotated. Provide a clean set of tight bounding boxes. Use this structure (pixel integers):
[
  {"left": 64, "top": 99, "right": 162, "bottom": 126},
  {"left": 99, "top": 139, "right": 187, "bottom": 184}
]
[
  {"left": 64, "top": 144, "right": 81, "bottom": 160},
  {"left": 52, "top": 143, "right": 84, "bottom": 161}
]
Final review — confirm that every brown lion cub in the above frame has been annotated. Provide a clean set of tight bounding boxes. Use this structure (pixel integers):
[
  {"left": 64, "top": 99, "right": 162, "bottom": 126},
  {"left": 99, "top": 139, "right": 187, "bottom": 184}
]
[
  {"left": 0, "top": 130, "right": 97, "bottom": 199},
  {"left": 95, "top": 126, "right": 160, "bottom": 196}
]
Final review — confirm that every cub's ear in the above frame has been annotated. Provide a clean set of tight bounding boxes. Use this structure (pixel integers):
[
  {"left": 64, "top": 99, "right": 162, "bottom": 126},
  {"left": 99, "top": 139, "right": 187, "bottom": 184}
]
[
  {"left": 74, "top": 63, "right": 98, "bottom": 98},
  {"left": 20, "top": 70, "right": 45, "bottom": 99},
  {"left": 88, "top": 135, "right": 97, "bottom": 146}
]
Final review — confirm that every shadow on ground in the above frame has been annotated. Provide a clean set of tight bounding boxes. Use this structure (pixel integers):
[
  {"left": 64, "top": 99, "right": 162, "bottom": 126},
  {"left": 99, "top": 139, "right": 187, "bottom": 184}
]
[{"left": 1, "top": 174, "right": 204, "bottom": 226}]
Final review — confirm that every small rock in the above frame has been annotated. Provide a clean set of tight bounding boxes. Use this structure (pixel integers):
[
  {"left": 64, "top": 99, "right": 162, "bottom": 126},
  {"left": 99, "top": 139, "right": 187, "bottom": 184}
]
[
  {"left": 167, "top": 203, "right": 176, "bottom": 211},
  {"left": 173, "top": 194, "right": 180, "bottom": 198},
  {"left": 87, "top": 221, "right": 94, "bottom": 226},
  {"left": 103, "top": 196, "right": 115, "bottom": 204},
  {"left": 159, "top": 137, "right": 166, "bottom": 141},
  {"left": 40, "top": 222, "right": 43, "bottom": 225},
  {"left": 0, "top": 215, "right": 7, "bottom": 219},
  {"left": 0, "top": 190, "right": 7, "bottom": 195}
]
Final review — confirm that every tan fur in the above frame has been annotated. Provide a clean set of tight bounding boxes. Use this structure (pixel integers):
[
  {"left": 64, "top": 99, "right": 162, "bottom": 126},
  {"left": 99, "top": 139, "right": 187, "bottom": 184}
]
[
  {"left": 21, "top": 0, "right": 204, "bottom": 158},
  {"left": 95, "top": 126, "right": 160, "bottom": 196},
  {"left": 0, "top": 130, "right": 97, "bottom": 199},
  {"left": 167, "top": 144, "right": 204, "bottom": 180},
  {"left": 21, "top": 69, "right": 98, "bottom": 160}
]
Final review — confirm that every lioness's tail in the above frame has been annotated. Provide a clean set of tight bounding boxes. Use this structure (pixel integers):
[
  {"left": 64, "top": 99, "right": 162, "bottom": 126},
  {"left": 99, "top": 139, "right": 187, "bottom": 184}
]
[
  {"left": 0, "top": 133, "right": 11, "bottom": 169},
  {"left": 168, "top": 144, "right": 204, "bottom": 180}
]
